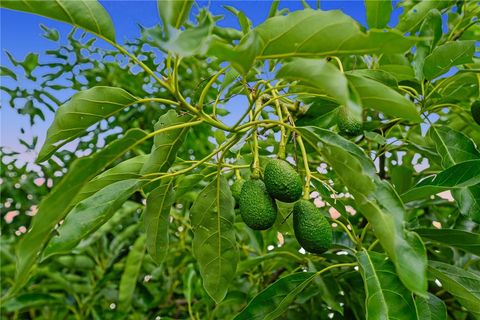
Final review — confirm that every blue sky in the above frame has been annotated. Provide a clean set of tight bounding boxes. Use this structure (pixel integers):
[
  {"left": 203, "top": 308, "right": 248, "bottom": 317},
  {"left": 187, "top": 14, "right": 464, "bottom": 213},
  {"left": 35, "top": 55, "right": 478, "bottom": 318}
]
[{"left": 1, "top": 1, "right": 403, "bottom": 166}]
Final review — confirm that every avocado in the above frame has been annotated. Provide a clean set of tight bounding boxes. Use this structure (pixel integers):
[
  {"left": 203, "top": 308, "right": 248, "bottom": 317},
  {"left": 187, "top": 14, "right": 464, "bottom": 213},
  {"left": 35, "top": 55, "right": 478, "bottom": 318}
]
[
  {"left": 337, "top": 106, "right": 363, "bottom": 136},
  {"left": 264, "top": 159, "right": 303, "bottom": 203},
  {"left": 231, "top": 178, "right": 245, "bottom": 203},
  {"left": 293, "top": 199, "right": 332, "bottom": 254},
  {"left": 239, "top": 179, "right": 277, "bottom": 230},
  {"left": 471, "top": 100, "right": 480, "bottom": 125}
]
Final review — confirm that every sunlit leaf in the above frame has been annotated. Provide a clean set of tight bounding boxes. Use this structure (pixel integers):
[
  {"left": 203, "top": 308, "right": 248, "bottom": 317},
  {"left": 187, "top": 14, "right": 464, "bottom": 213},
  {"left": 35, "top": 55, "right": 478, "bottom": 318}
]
[
  {"left": 423, "top": 41, "right": 475, "bottom": 80},
  {"left": 365, "top": 0, "right": 392, "bottom": 29}
]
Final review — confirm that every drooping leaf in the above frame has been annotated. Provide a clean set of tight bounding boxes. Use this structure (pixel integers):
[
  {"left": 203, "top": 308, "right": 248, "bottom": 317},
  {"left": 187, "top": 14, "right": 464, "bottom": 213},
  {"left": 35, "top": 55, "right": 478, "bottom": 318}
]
[
  {"left": 190, "top": 176, "right": 238, "bottom": 303},
  {"left": 43, "top": 179, "right": 143, "bottom": 258},
  {"left": 38, "top": 86, "right": 139, "bottom": 162},
  {"left": 365, "top": 0, "right": 392, "bottom": 29},
  {"left": 428, "top": 261, "right": 480, "bottom": 318},
  {"left": 141, "top": 110, "right": 192, "bottom": 174},
  {"left": 211, "top": 9, "right": 416, "bottom": 74},
  {"left": 429, "top": 126, "right": 480, "bottom": 222},
  {"left": 396, "top": 1, "right": 451, "bottom": 32},
  {"left": 73, "top": 155, "right": 148, "bottom": 205},
  {"left": 13, "top": 129, "right": 147, "bottom": 293},
  {"left": 144, "top": 178, "right": 175, "bottom": 265},
  {"left": 414, "top": 229, "right": 480, "bottom": 256},
  {"left": 157, "top": 0, "right": 193, "bottom": 29},
  {"left": 118, "top": 234, "right": 146, "bottom": 311},
  {"left": 347, "top": 74, "right": 421, "bottom": 122},
  {"left": 298, "top": 126, "right": 427, "bottom": 295},
  {"left": 234, "top": 272, "right": 317, "bottom": 320},
  {"left": 357, "top": 251, "right": 418, "bottom": 320},
  {"left": 415, "top": 293, "right": 448, "bottom": 320},
  {"left": 1, "top": 0, "right": 116, "bottom": 42},
  {"left": 423, "top": 41, "right": 475, "bottom": 80},
  {"left": 401, "top": 160, "right": 480, "bottom": 202}
]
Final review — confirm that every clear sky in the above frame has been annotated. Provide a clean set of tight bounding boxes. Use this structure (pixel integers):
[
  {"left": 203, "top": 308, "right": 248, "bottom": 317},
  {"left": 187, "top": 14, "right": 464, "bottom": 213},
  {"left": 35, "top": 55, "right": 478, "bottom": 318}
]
[{"left": 1, "top": 1, "right": 403, "bottom": 166}]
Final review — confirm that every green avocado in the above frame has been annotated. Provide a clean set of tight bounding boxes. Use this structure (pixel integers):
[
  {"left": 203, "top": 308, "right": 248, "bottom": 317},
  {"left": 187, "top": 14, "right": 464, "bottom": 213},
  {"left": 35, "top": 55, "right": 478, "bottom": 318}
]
[
  {"left": 231, "top": 178, "right": 245, "bottom": 203},
  {"left": 239, "top": 179, "right": 277, "bottom": 230},
  {"left": 471, "top": 100, "right": 480, "bottom": 125},
  {"left": 293, "top": 199, "right": 332, "bottom": 254},
  {"left": 264, "top": 159, "right": 303, "bottom": 203},
  {"left": 337, "top": 106, "right": 363, "bottom": 136}
]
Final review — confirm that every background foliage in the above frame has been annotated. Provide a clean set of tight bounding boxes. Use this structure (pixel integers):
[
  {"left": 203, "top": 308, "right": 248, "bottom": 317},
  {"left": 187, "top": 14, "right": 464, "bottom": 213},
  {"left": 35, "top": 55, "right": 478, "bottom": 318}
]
[{"left": 1, "top": 1, "right": 479, "bottom": 319}]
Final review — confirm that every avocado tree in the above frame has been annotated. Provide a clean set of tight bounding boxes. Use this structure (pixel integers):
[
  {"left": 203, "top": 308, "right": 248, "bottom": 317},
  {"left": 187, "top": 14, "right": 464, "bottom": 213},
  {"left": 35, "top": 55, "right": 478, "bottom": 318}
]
[{"left": 1, "top": 0, "right": 480, "bottom": 319}]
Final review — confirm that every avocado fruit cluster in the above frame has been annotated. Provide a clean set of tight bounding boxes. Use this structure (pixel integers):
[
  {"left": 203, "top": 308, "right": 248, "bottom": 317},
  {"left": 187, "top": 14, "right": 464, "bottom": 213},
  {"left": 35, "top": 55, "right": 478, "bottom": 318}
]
[
  {"left": 239, "top": 179, "right": 277, "bottom": 230},
  {"left": 293, "top": 199, "right": 332, "bottom": 254},
  {"left": 337, "top": 106, "right": 363, "bottom": 136}
]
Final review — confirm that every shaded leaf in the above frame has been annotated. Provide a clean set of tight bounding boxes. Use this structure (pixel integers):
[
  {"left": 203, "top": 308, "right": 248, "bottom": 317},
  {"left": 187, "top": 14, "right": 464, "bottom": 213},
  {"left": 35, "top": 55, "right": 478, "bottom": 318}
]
[
  {"left": 38, "top": 86, "right": 139, "bottom": 162},
  {"left": 423, "top": 41, "right": 475, "bottom": 80},
  {"left": 234, "top": 272, "right": 317, "bottom": 320},
  {"left": 43, "top": 179, "right": 143, "bottom": 258},
  {"left": 357, "top": 250, "right": 418, "bottom": 320},
  {"left": 144, "top": 178, "right": 175, "bottom": 265},
  {"left": 414, "top": 228, "right": 480, "bottom": 256},
  {"left": 13, "top": 129, "right": 147, "bottom": 293},
  {"left": 428, "top": 261, "right": 480, "bottom": 318},
  {"left": 1, "top": 0, "right": 115, "bottom": 42},
  {"left": 190, "top": 176, "right": 238, "bottom": 303},
  {"left": 415, "top": 293, "right": 447, "bottom": 320},
  {"left": 2, "top": 293, "right": 62, "bottom": 313}
]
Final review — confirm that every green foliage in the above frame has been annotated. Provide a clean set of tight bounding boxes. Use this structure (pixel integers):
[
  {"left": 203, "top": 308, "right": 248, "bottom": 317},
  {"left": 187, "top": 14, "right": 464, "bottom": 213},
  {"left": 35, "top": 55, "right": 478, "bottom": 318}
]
[
  {"left": 264, "top": 159, "right": 303, "bottom": 203},
  {"left": 1, "top": 0, "right": 479, "bottom": 319},
  {"left": 239, "top": 179, "right": 278, "bottom": 230},
  {"left": 293, "top": 200, "right": 332, "bottom": 254}
]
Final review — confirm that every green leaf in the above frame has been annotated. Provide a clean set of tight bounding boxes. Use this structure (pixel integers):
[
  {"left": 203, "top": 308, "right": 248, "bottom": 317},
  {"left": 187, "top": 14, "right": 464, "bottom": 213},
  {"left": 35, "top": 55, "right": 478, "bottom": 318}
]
[
  {"left": 1, "top": 0, "right": 115, "bottom": 42},
  {"left": 165, "top": 14, "right": 214, "bottom": 56},
  {"left": 365, "top": 0, "right": 392, "bottom": 29},
  {"left": 380, "top": 64, "right": 416, "bottom": 82},
  {"left": 144, "top": 178, "right": 175, "bottom": 265},
  {"left": 436, "top": 72, "right": 479, "bottom": 101},
  {"left": 428, "top": 261, "right": 480, "bottom": 318},
  {"left": 141, "top": 110, "right": 192, "bottom": 174},
  {"left": 38, "top": 86, "right": 139, "bottom": 162},
  {"left": 13, "top": 129, "right": 147, "bottom": 293},
  {"left": 401, "top": 160, "right": 480, "bottom": 202},
  {"left": 347, "top": 74, "right": 421, "bottom": 122},
  {"left": 429, "top": 126, "right": 480, "bottom": 222},
  {"left": 413, "top": 9, "right": 442, "bottom": 80},
  {"left": 0, "top": 65, "right": 17, "bottom": 80},
  {"left": 357, "top": 251, "right": 418, "bottom": 320},
  {"left": 212, "top": 9, "right": 416, "bottom": 74},
  {"left": 157, "top": 0, "right": 193, "bottom": 29},
  {"left": 234, "top": 272, "right": 317, "bottom": 320},
  {"left": 415, "top": 293, "right": 448, "bottom": 320},
  {"left": 43, "top": 179, "right": 143, "bottom": 258},
  {"left": 118, "top": 234, "right": 146, "bottom": 311},
  {"left": 2, "top": 293, "right": 62, "bottom": 313},
  {"left": 414, "top": 228, "right": 480, "bottom": 256},
  {"left": 298, "top": 126, "right": 427, "bottom": 295},
  {"left": 396, "top": 1, "right": 451, "bottom": 32},
  {"left": 73, "top": 155, "right": 148, "bottom": 205},
  {"left": 190, "top": 176, "right": 238, "bottom": 303},
  {"left": 423, "top": 41, "right": 475, "bottom": 80}
]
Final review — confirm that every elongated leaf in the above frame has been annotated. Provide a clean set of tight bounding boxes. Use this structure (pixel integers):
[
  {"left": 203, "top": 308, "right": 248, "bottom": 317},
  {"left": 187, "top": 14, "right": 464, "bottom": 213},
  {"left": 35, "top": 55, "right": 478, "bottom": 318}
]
[
  {"left": 396, "top": 1, "right": 451, "bottom": 32},
  {"left": 38, "top": 86, "right": 139, "bottom": 162},
  {"left": 144, "top": 178, "right": 175, "bottom": 265},
  {"left": 347, "top": 74, "right": 421, "bottom": 122},
  {"left": 1, "top": 0, "right": 116, "bottom": 42},
  {"left": 190, "top": 176, "right": 237, "bottom": 303},
  {"left": 141, "top": 110, "right": 192, "bottom": 174},
  {"left": 43, "top": 179, "right": 143, "bottom": 258},
  {"left": 414, "top": 228, "right": 480, "bottom": 256},
  {"left": 402, "top": 160, "right": 480, "bottom": 202},
  {"left": 365, "top": 0, "right": 392, "bottom": 29},
  {"left": 413, "top": 9, "right": 442, "bottom": 80},
  {"left": 423, "top": 41, "right": 475, "bottom": 80},
  {"left": 157, "top": 0, "right": 193, "bottom": 29},
  {"left": 0, "top": 66, "right": 17, "bottom": 80},
  {"left": 298, "top": 126, "right": 427, "bottom": 295},
  {"left": 234, "top": 272, "right": 317, "bottom": 320},
  {"left": 428, "top": 261, "right": 480, "bottom": 317},
  {"left": 211, "top": 9, "right": 416, "bottom": 74},
  {"left": 415, "top": 293, "right": 447, "bottom": 320},
  {"left": 118, "top": 234, "right": 146, "bottom": 311},
  {"left": 13, "top": 129, "right": 147, "bottom": 293},
  {"left": 73, "top": 155, "right": 148, "bottom": 205},
  {"left": 429, "top": 126, "right": 480, "bottom": 222},
  {"left": 357, "top": 251, "right": 418, "bottom": 320},
  {"left": 2, "top": 293, "right": 62, "bottom": 313}
]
